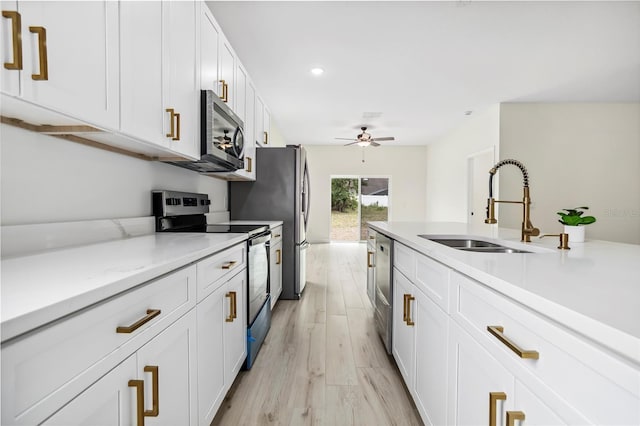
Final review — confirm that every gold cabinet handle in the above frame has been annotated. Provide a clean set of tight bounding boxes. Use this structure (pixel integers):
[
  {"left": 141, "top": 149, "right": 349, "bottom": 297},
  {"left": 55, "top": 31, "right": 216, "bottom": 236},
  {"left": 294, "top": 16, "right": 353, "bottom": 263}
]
[
  {"left": 225, "top": 291, "right": 237, "bottom": 322},
  {"left": 143, "top": 366, "right": 159, "bottom": 417},
  {"left": 2, "top": 11, "right": 22, "bottom": 70},
  {"left": 29, "top": 26, "right": 48, "bottom": 80},
  {"left": 489, "top": 392, "right": 507, "bottom": 426},
  {"left": 219, "top": 79, "right": 228, "bottom": 102},
  {"left": 222, "top": 260, "right": 237, "bottom": 270},
  {"left": 246, "top": 156, "right": 252, "bottom": 172},
  {"left": 276, "top": 249, "right": 281, "bottom": 265},
  {"left": 406, "top": 294, "right": 415, "bottom": 326},
  {"left": 367, "top": 251, "right": 374, "bottom": 268},
  {"left": 402, "top": 294, "right": 409, "bottom": 322},
  {"left": 128, "top": 379, "right": 146, "bottom": 426},
  {"left": 487, "top": 326, "right": 539, "bottom": 359},
  {"left": 174, "top": 112, "right": 180, "bottom": 141},
  {"left": 116, "top": 309, "right": 161, "bottom": 333},
  {"left": 369, "top": 235, "right": 375, "bottom": 240},
  {"left": 165, "top": 108, "right": 175, "bottom": 139},
  {"left": 272, "top": 233, "right": 281, "bottom": 238},
  {"left": 263, "top": 131, "right": 268, "bottom": 145},
  {"left": 506, "top": 411, "right": 525, "bottom": 426}
]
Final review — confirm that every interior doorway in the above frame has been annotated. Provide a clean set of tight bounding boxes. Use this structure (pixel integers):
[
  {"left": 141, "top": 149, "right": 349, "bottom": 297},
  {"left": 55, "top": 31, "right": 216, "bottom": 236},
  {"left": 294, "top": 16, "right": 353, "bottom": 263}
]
[{"left": 330, "top": 176, "right": 390, "bottom": 242}]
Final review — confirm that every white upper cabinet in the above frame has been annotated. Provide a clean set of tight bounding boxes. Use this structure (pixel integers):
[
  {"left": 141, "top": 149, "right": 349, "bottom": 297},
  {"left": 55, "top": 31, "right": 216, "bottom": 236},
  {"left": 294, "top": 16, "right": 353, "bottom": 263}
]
[
  {"left": 120, "top": 0, "right": 199, "bottom": 160},
  {"left": 1, "top": 0, "right": 119, "bottom": 129},
  {"left": 200, "top": 4, "right": 219, "bottom": 93},
  {"left": 218, "top": 35, "right": 235, "bottom": 110}
]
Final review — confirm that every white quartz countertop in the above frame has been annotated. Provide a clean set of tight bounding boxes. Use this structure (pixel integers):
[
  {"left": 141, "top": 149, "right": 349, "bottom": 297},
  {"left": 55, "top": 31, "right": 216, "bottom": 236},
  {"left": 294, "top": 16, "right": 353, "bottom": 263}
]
[
  {"left": 1, "top": 233, "right": 247, "bottom": 342},
  {"left": 368, "top": 222, "right": 640, "bottom": 364}
]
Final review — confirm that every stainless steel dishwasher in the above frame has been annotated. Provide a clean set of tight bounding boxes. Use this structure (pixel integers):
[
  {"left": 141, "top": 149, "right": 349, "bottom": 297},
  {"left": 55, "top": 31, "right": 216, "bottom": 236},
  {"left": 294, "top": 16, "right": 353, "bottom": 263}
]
[{"left": 374, "top": 233, "right": 393, "bottom": 354}]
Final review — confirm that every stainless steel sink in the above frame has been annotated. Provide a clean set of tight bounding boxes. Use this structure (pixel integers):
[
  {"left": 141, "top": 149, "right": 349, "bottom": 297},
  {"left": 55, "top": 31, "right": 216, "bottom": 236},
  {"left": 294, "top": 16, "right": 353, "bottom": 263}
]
[{"left": 418, "top": 236, "right": 532, "bottom": 254}]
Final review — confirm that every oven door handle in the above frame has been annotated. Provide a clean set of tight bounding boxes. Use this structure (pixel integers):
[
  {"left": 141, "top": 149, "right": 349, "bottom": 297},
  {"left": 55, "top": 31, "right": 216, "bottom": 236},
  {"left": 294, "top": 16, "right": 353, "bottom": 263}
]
[{"left": 249, "top": 233, "right": 271, "bottom": 246}]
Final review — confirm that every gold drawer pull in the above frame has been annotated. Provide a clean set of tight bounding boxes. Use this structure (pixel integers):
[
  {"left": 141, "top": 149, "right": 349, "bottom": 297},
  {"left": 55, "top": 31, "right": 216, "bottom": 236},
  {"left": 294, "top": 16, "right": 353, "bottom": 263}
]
[
  {"left": 402, "top": 294, "right": 409, "bottom": 322},
  {"left": 246, "top": 156, "right": 252, "bottom": 172},
  {"left": 367, "top": 251, "right": 374, "bottom": 268},
  {"left": 116, "top": 309, "right": 161, "bottom": 333},
  {"left": 165, "top": 108, "right": 175, "bottom": 138},
  {"left": 487, "top": 326, "right": 539, "bottom": 359},
  {"left": 174, "top": 112, "right": 181, "bottom": 141},
  {"left": 276, "top": 249, "right": 281, "bottom": 265},
  {"left": 507, "top": 411, "right": 525, "bottom": 426},
  {"left": 29, "top": 26, "right": 48, "bottom": 80},
  {"left": 369, "top": 235, "right": 375, "bottom": 239},
  {"left": 219, "top": 79, "right": 228, "bottom": 102},
  {"left": 406, "top": 294, "right": 415, "bottom": 326},
  {"left": 489, "top": 392, "right": 506, "bottom": 426},
  {"left": 128, "top": 379, "right": 145, "bottom": 426},
  {"left": 222, "top": 260, "right": 237, "bottom": 270},
  {"left": 226, "top": 291, "right": 237, "bottom": 322},
  {"left": 2, "top": 11, "right": 22, "bottom": 70},
  {"left": 144, "top": 366, "right": 159, "bottom": 417},
  {"left": 272, "top": 233, "right": 281, "bottom": 238}
]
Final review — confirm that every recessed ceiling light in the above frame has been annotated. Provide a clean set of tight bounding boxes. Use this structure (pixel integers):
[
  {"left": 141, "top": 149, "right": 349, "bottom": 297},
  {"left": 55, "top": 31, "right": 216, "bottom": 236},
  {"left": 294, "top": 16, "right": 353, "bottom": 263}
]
[
  {"left": 310, "top": 67, "right": 324, "bottom": 76},
  {"left": 464, "top": 110, "right": 473, "bottom": 116}
]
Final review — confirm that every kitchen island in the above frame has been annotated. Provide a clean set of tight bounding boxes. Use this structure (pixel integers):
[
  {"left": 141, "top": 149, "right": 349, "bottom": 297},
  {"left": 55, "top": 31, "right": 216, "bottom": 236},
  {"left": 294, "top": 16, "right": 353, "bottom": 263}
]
[{"left": 368, "top": 221, "right": 640, "bottom": 426}]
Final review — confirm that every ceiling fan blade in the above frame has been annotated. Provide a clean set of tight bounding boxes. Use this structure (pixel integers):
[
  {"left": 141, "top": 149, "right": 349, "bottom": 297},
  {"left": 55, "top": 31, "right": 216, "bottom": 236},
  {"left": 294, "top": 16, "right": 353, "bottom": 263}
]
[
  {"left": 344, "top": 141, "right": 360, "bottom": 146},
  {"left": 370, "top": 141, "right": 381, "bottom": 147},
  {"left": 335, "top": 138, "right": 356, "bottom": 141},
  {"left": 371, "top": 137, "right": 395, "bottom": 142}
]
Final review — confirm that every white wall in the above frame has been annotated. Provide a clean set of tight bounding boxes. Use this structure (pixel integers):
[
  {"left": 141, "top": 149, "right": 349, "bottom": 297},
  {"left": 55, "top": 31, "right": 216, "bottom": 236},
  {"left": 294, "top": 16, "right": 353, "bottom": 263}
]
[
  {"left": 0, "top": 124, "right": 228, "bottom": 225},
  {"left": 499, "top": 103, "right": 640, "bottom": 244},
  {"left": 305, "top": 145, "right": 428, "bottom": 243},
  {"left": 425, "top": 105, "right": 500, "bottom": 221}
]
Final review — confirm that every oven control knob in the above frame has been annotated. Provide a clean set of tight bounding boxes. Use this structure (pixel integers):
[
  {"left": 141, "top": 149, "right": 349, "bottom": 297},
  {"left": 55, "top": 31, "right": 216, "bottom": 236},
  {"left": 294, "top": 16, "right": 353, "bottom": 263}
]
[
  {"left": 200, "top": 199, "right": 211, "bottom": 205},
  {"left": 166, "top": 197, "right": 181, "bottom": 206}
]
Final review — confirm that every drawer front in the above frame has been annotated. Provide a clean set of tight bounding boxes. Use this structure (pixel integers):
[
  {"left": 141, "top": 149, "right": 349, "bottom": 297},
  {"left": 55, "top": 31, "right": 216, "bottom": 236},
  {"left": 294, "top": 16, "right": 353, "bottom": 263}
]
[
  {"left": 367, "top": 228, "right": 377, "bottom": 249},
  {"left": 394, "top": 242, "right": 416, "bottom": 281},
  {"left": 414, "top": 253, "right": 450, "bottom": 313},
  {"left": 196, "top": 243, "right": 246, "bottom": 301},
  {"left": 452, "top": 271, "right": 640, "bottom": 425},
  {"left": 270, "top": 226, "right": 283, "bottom": 246},
  {"left": 1, "top": 265, "right": 197, "bottom": 425}
]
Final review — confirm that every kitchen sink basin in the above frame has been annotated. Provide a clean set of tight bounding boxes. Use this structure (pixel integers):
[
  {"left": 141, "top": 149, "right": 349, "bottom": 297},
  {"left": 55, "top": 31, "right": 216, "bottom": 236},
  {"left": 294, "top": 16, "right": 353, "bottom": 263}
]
[{"left": 418, "top": 236, "right": 532, "bottom": 254}]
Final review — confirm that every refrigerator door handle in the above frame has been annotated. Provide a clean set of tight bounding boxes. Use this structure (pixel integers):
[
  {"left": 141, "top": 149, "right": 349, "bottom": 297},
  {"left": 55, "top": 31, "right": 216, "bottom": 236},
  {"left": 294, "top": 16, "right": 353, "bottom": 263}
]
[
  {"left": 303, "top": 159, "right": 310, "bottom": 230},
  {"left": 300, "top": 241, "right": 310, "bottom": 249}
]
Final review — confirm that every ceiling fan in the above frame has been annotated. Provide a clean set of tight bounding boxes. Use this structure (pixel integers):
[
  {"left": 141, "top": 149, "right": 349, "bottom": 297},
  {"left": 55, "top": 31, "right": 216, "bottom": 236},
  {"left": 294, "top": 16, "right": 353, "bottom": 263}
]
[{"left": 335, "top": 127, "right": 395, "bottom": 147}]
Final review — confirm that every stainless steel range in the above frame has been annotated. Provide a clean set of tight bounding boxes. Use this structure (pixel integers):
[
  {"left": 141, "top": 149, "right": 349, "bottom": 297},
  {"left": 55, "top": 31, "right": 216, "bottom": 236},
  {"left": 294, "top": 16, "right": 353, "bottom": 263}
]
[{"left": 152, "top": 190, "right": 271, "bottom": 369}]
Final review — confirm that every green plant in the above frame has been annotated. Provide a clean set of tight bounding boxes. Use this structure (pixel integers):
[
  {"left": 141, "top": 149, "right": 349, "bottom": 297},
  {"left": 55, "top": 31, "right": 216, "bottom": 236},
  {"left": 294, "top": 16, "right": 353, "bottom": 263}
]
[
  {"left": 557, "top": 207, "right": 596, "bottom": 226},
  {"left": 331, "top": 178, "right": 358, "bottom": 212}
]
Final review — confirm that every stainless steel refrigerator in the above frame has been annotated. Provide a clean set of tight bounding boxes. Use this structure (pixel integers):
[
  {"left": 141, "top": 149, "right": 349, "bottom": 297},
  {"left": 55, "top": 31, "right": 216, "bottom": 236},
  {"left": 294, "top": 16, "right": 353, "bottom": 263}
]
[{"left": 229, "top": 145, "right": 310, "bottom": 299}]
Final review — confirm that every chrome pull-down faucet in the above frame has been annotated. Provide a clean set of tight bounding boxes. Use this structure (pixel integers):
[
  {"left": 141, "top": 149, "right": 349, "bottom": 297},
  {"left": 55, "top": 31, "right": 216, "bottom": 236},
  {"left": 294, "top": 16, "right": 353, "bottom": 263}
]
[{"left": 485, "top": 159, "right": 540, "bottom": 242}]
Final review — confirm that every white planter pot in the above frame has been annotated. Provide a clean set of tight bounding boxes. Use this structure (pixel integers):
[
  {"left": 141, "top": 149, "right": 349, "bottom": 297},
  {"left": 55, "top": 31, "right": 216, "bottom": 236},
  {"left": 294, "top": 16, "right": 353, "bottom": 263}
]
[{"left": 564, "top": 225, "right": 585, "bottom": 243}]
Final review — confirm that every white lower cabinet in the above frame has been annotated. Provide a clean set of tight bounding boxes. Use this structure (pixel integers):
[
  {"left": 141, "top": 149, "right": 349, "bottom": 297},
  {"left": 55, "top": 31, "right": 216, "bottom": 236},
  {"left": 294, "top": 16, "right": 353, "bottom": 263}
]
[
  {"left": 44, "top": 310, "right": 198, "bottom": 426},
  {"left": 389, "top": 239, "right": 640, "bottom": 426},
  {"left": 269, "top": 227, "right": 283, "bottom": 308},
  {"left": 196, "top": 267, "right": 247, "bottom": 426},
  {"left": 43, "top": 356, "right": 137, "bottom": 426}
]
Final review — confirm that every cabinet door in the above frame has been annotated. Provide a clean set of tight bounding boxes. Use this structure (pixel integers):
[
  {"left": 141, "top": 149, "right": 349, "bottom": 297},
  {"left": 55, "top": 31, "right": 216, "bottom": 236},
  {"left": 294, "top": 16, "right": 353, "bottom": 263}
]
[
  {"left": 224, "top": 270, "right": 247, "bottom": 386},
  {"left": 137, "top": 310, "right": 198, "bottom": 426},
  {"left": 164, "top": 0, "right": 199, "bottom": 159},
  {"left": 270, "top": 240, "right": 283, "bottom": 308},
  {"left": 219, "top": 36, "right": 234, "bottom": 109},
  {"left": 11, "top": 1, "right": 119, "bottom": 128},
  {"left": 42, "top": 356, "right": 137, "bottom": 426},
  {"left": 196, "top": 285, "right": 226, "bottom": 426},
  {"left": 449, "top": 321, "right": 515, "bottom": 426},
  {"left": 255, "top": 95, "right": 264, "bottom": 145},
  {"left": 1, "top": 0, "right": 19, "bottom": 95},
  {"left": 120, "top": 1, "right": 165, "bottom": 147},
  {"left": 200, "top": 4, "right": 219, "bottom": 93},
  {"left": 414, "top": 288, "right": 449, "bottom": 426},
  {"left": 243, "top": 79, "right": 257, "bottom": 179},
  {"left": 511, "top": 380, "right": 569, "bottom": 426},
  {"left": 392, "top": 269, "right": 415, "bottom": 390}
]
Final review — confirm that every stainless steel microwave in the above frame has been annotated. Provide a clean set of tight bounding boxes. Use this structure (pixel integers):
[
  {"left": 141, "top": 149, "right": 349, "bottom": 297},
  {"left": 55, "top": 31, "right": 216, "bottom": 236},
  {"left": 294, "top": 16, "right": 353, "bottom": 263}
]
[{"left": 167, "top": 90, "right": 245, "bottom": 173}]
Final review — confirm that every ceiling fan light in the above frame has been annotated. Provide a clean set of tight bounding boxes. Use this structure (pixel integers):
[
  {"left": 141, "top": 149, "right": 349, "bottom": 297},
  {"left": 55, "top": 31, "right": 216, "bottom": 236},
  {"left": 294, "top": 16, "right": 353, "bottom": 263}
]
[
  {"left": 310, "top": 67, "right": 324, "bottom": 76},
  {"left": 357, "top": 140, "right": 370, "bottom": 147}
]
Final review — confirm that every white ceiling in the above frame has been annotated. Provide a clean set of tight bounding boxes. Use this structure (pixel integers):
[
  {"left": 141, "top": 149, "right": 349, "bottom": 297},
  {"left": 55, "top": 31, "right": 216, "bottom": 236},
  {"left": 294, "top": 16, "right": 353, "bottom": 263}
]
[{"left": 208, "top": 1, "right": 640, "bottom": 146}]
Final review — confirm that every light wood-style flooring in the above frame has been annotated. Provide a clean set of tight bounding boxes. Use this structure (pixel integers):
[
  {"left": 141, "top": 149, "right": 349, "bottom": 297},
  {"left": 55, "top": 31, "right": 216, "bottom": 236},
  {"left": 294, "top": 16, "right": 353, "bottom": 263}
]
[{"left": 212, "top": 243, "right": 422, "bottom": 426}]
